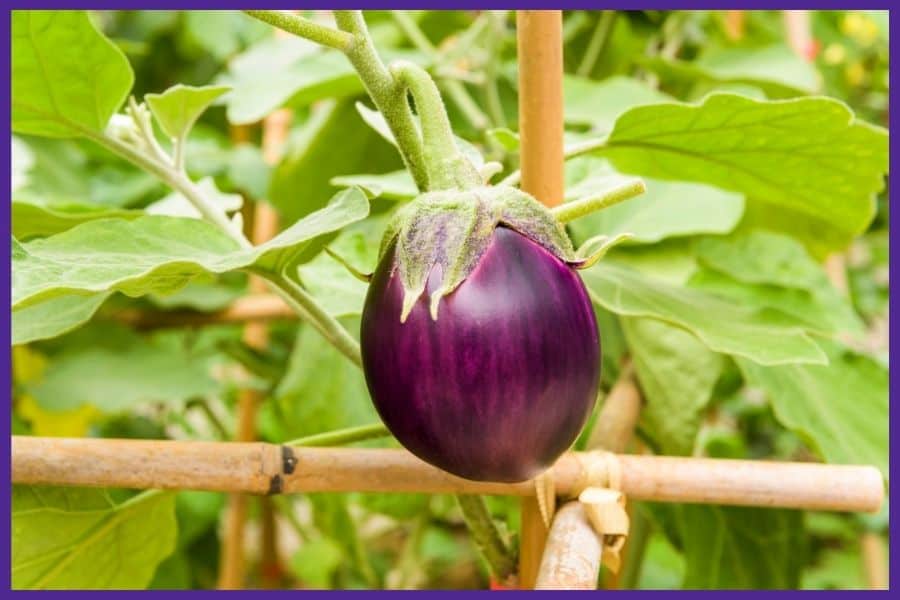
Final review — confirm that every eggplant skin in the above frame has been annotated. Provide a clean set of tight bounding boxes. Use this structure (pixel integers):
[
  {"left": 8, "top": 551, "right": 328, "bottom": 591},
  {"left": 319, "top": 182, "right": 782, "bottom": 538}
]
[{"left": 361, "top": 226, "right": 601, "bottom": 482}]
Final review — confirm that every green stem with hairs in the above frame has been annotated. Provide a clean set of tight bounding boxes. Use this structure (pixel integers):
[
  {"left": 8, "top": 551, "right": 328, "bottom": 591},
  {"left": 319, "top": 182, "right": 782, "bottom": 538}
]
[
  {"left": 243, "top": 10, "right": 429, "bottom": 191},
  {"left": 391, "top": 11, "right": 489, "bottom": 130},
  {"left": 456, "top": 495, "right": 517, "bottom": 582},
  {"left": 552, "top": 179, "right": 646, "bottom": 223},
  {"left": 284, "top": 423, "right": 390, "bottom": 447},
  {"left": 390, "top": 61, "right": 480, "bottom": 191},
  {"left": 243, "top": 10, "right": 354, "bottom": 51},
  {"left": 333, "top": 11, "right": 429, "bottom": 191}
]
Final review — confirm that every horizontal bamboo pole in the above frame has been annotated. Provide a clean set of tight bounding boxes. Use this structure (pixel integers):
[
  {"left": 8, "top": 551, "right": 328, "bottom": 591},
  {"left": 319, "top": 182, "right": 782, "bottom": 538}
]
[
  {"left": 113, "top": 294, "right": 296, "bottom": 329},
  {"left": 11, "top": 437, "right": 883, "bottom": 513},
  {"left": 534, "top": 503, "right": 602, "bottom": 589}
]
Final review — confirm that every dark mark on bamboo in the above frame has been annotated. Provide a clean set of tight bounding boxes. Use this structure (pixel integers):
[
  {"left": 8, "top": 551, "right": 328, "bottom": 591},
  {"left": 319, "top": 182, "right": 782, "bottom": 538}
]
[
  {"left": 281, "top": 446, "right": 297, "bottom": 474},
  {"left": 268, "top": 474, "right": 283, "bottom": 495}
]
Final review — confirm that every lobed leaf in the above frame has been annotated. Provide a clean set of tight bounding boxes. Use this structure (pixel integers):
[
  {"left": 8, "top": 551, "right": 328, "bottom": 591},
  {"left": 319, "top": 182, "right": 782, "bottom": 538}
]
[{"left": 598, "top": 94, "right": 888, "bottom": 249}]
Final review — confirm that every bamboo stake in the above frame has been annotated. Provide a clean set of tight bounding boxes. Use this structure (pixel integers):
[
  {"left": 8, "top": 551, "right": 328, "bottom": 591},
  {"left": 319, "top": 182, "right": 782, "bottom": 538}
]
[
  {"left": 538, "top": 362, "right": 642, "bottom": 589},
  {"left": 218, "top": 109, "right": 291, "bottom": 590},
  {"left": 12, "top": 437, "right": 884, "bottom": 513},
  {"left": 859, "top": 532, "right": 888, "bottom": 590},
  {"left": 516, "top": 10, "right": 564, "bottom": 589},
  {"left": 534, "top": 503, "right": 602, "bottom": 589}
]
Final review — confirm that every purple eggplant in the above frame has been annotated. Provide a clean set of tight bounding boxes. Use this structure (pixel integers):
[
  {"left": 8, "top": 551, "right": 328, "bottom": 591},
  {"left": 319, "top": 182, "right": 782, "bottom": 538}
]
[{"left": 361, "top": 225, "right": 600, "bottom": 482}]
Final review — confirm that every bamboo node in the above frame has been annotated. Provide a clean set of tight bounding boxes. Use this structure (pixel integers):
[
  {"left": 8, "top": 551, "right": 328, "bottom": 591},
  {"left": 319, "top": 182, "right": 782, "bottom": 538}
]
[{"left": 571, "top": 451, "right": 629, "bottom": 574}]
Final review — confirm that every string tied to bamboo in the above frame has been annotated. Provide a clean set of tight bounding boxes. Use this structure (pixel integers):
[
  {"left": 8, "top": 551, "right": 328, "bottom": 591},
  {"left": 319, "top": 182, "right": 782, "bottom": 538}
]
[{"left": 537, "top": 450, "right": 631, "bottom": 575}]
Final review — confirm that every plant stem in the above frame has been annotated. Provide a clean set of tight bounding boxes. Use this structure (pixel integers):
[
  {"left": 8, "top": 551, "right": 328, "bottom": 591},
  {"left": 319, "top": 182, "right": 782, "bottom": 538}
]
[
  {"left": 332, "top": 10, "right": 430, "bottom": 191},
  {"left": 242, "top": 10, "right": 354, "bottom": 51},
  {"left": 187, "top": 398, "right": 230, "bottom": 440},
  {"left": 391, "top": 11, "right": 489, "bottom": 130},
  {"left": 284, "top": 423, "right": 390, "bottom": 447},
  {"left": 576, "top": 11, "right": 616, "bottom": 77},
  {"left": 265, "top": 273, "right": 363, "bottom": 367},
  {"left": 85, "top": 129, "right": 248, "bottom": 245},
  {"left": 619, "top": 506, "right": 651, "bottom": 589},
  {"left": 499, "top": 137, "right": 607, "bottom": 187},
  {"left": 483, "top": 12, "right": 507, "bottom": 128},
  {"left": 391, "top": 61, "right": 480, "bottom": 190},
  {"left": 551, "top": 179, "right": 646, "bottom": 223},
  {"left": 456, "top": 494, "right": 517, "bottom": 581}
]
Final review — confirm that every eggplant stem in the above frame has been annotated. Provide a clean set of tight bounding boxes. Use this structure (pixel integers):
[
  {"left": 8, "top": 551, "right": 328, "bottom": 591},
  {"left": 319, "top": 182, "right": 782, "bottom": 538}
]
[{"left": 552, "top": 179, "right": 646, "bottom": 224}]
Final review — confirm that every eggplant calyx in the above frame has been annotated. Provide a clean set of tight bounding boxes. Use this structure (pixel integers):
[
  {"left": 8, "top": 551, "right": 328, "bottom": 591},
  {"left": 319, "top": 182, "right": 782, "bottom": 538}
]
[
  {"left": 570, "top": 232, "right": 635, "bottom": 270},
  {"left": 380, "top": 184, "right": 579, "bottom": 322}
]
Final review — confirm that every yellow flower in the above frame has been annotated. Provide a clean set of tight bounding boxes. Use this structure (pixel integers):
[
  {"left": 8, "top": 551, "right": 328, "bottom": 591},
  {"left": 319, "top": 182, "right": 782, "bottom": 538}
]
[{"left": 823, "top": 43, "right": 846, "bottom": 65}]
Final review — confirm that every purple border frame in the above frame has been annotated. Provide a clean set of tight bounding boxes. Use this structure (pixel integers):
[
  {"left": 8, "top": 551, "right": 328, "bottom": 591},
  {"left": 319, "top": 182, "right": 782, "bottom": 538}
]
[{"left": 2, "top": 3, "right": 895, "bottom": 594}]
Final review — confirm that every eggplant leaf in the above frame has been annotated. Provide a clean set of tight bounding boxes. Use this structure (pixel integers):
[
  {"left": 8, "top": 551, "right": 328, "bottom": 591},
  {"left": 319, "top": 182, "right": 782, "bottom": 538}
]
[
  {"left": 12, "top": 187, "right": 369, "bottom": 309},
  {"left": 12, "top": 10, "right": 134, "bottom": 138},
  {"left": 12, "top": 487, "right": 176, "bottom": 589},
  {"left": 598, "top": 94, "right": 888, "bottom": 249},
  {"left": 622, "top": 317, "right": 722, "bottom": 455},
  {"left": 737, "top": 341, "right": 889, "bottom": 478},
  {"left": 145, "top": 84, "right": 231, "bottom": 140},
  {"left": 582, "top": 262, "right": 826, "bottom": 366},
  {"left": 638, "top": 44, "right": 820, "bottom": 99}
]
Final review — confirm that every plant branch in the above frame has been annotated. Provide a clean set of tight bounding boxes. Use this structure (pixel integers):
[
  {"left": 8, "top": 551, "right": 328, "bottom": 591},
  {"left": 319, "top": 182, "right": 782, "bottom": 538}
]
[
  {"left": 576, "top": 11, "right": 616, "bottom": 77},
  {"left": 284, "top": 423, "right": 390, "bottom": 447},
  {"left": 242, "top": 10, "right": 354, "bottom": 51},
  {"left": 499, "top": 137, "right": 607, "bottom": 187},
  {"left": 552, "top": 179, "right": 646, "bottom": 223},
  {"left": 266, "top": 273, "right": 362, "bottom": 367},
  {"left": 390, "top": 60, "right": 480, "bottom": 190},
  {"left": 456, "top": 494, "right": 517, "bottom": 582},
  {"left": 333, "top": 10, "right": 429, "bottom": 191},
  {"left": 391, "top": 11, "right": 489, "bottom": 130}
]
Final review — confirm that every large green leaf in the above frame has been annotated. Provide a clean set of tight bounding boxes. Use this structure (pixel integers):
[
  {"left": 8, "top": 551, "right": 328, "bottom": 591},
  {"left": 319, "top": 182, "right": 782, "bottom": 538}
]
[
  {"left": 12, "top": 293, "right": 110, "bottom": 346},
  {"left": 145, "top": 84, "right": 231, "bottom": 140},
  {"left": 565, "top": 157, "right": 743, "bottom": 245},
  {"left": 563, "top": 74, "right": 670, "bottom": 131},
  {"left": 737, "top": 341, "right": 888, "bottom": 478},
  {"left": 12, "top": 198, "right": 143, "bottom": 240},
  {"left": 622, "top": 318, "right": 722, "bottom": 455},
  {"left": 218, "top": 36, "right": 361, "bottom": 125},
  {"left": 673, "top": 505, "right": 805, "bottom": 589},
  {"left": 265, "top": 318, "right": 376, "bottom": 441},
  {"left": 690, "top": 231, "right": 864, "bottom": 336},
  {"left": 582, "top": 262, "right": 826, "bottom": 366},
  {"left": 12, "top": 10, "right": 134, "bottom": 138},
  {"left": 598, "top": 94, "right": 888, "bottom": 247},
  {"left": 26, "top": 336, "right": 220, "bottom": 412},
  {"left": 639, "top": 44, "right": 819, "bottom": 99},
  {"left": 12, "top": 487, "right": 176, "bottom": 589},
  {"left": 13, "top": 187, "right": 369, "bottom": 309},
  {"left": 269, "top": 101, "right": 402, "bottom": 224}
]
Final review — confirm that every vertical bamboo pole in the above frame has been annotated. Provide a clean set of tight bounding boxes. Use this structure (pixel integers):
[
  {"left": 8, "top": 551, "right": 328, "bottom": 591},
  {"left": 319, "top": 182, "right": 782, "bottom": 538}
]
[
  {"left": 516, "top": 10, "right": 564, "bottom": 590},
  {"left": 217, "top": 109, "right": 291, "bottom": 590},
  {"left": 860, "top": 532, "right": 888, "bottom": 589}
]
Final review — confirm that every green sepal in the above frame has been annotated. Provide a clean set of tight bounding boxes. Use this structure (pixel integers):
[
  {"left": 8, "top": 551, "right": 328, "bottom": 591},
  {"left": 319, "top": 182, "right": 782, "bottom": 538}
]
[{"left": 380, "top": 184, "right": 578, "bottom": 322}]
